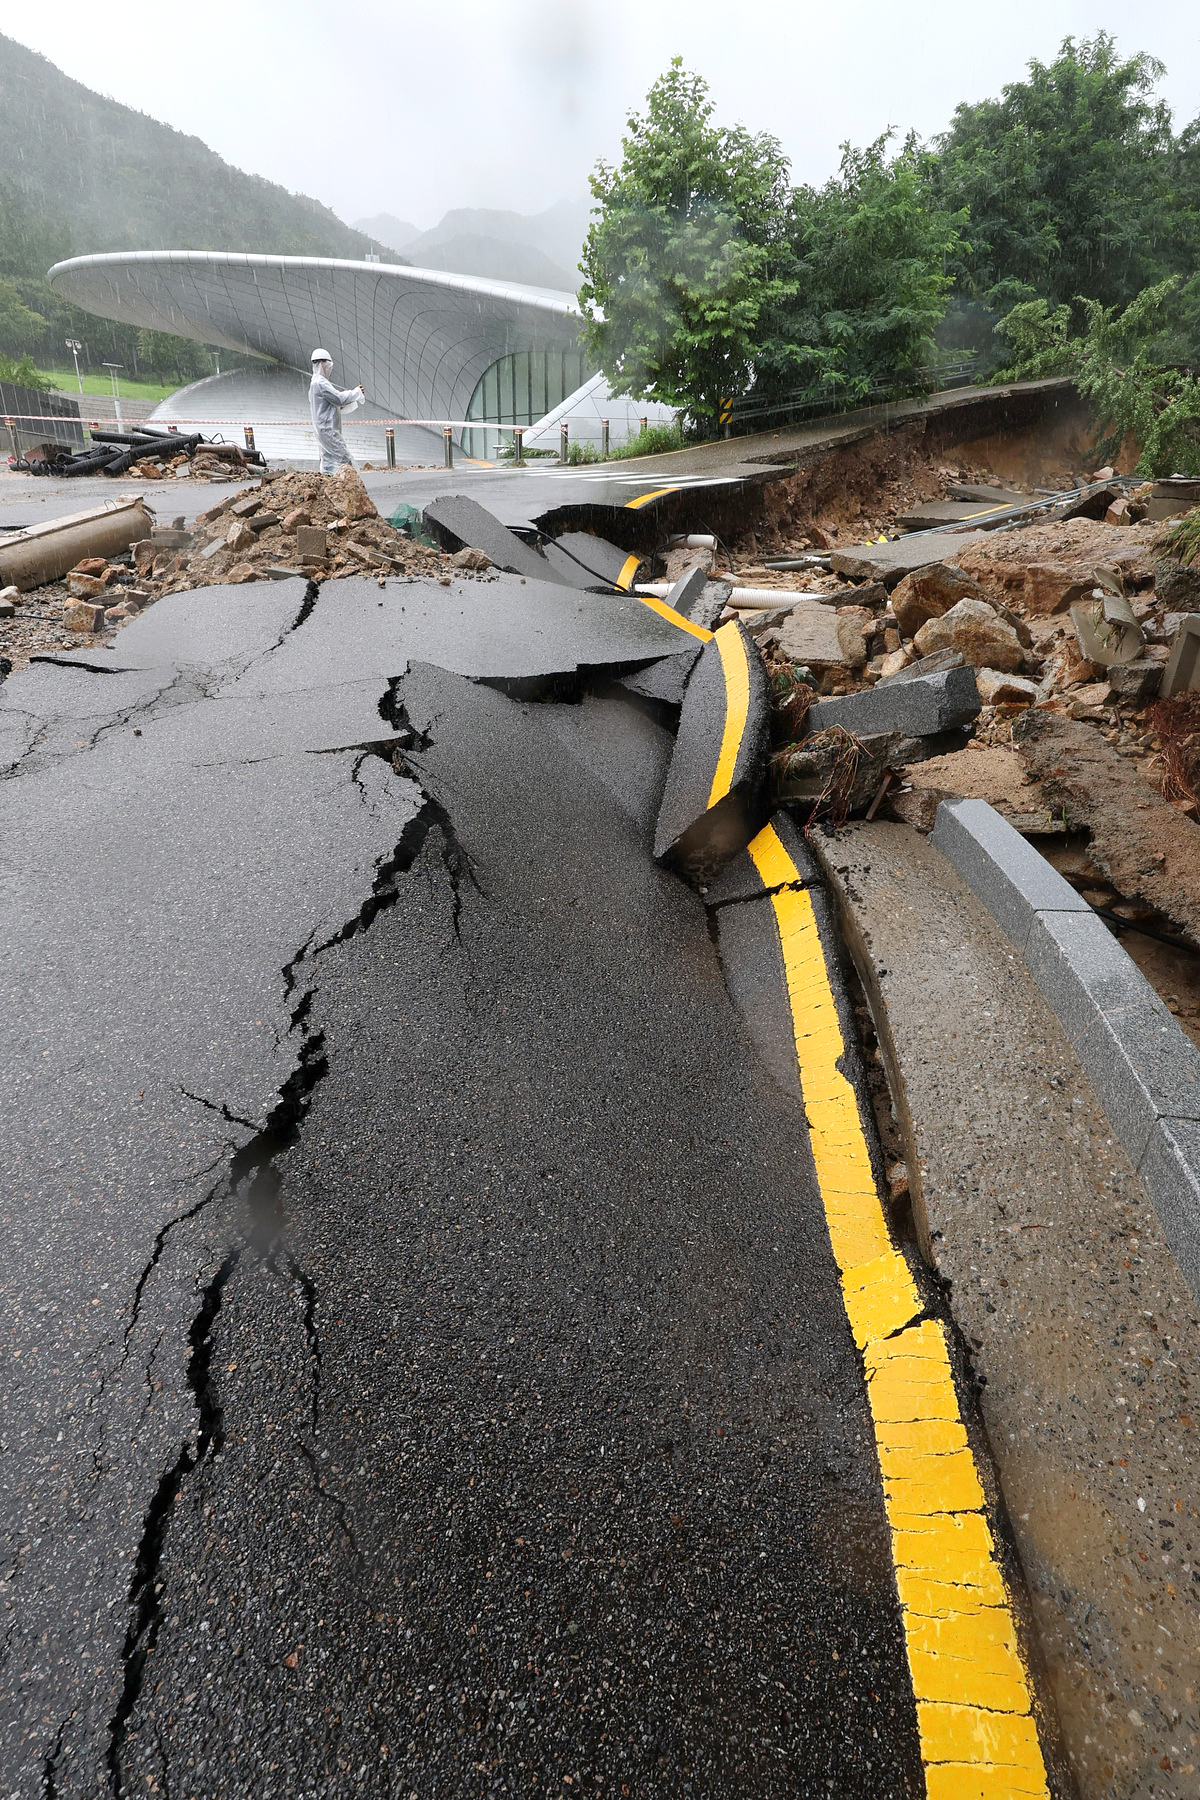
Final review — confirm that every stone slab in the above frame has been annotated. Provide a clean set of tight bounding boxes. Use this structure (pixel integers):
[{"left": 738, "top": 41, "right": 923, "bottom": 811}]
[
  {"left": 829, "top": 533, "right": 989, "bottom": 587},
  {"left": 807, "top": 665, "right": 981, "bottom": 741}
]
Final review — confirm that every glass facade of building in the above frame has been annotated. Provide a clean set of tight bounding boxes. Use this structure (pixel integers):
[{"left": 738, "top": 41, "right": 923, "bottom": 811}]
[{"left": 464, "top": 348, "right": 594, "bottom": 458}]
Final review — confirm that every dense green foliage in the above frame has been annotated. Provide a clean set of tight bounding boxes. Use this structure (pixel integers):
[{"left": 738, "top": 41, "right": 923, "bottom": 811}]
[
  {"left": 994, "top": 280, "right": 1200, "bottom": 475},
  {"left": 579, "top": 61, "right": 795, "bottom": 431},
  {"left": 0, "top": 351, "right": 52, "bottom": 390},
  {"left": 760, "top": 136, "right": 964, "bottom": 404},
  {"left": 581, "top": 66, "right": 963, "bottom": 430},
  {"left": 932, "top": 35, "right": 1196, "bottom": 315}
]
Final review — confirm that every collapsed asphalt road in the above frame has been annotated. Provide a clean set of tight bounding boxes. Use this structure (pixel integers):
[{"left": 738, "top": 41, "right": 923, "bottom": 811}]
[{"left": 1, "top": 568, "right": 1045, "bottom": 1796}]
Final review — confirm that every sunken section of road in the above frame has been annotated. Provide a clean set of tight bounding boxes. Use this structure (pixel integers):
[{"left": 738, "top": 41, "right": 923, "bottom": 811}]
[{"left": 2, "top": 571, "right": 919, "bottom": 1793}]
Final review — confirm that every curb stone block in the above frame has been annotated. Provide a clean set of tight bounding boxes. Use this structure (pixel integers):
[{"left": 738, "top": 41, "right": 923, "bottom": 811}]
[
  {"left": 1138, "top": 1118, "right": 1200, "bottom": 1299},
  {"left": 1023, "top": 908, "right": 1154, "bottom": 1042},
  {"left": 931, "top": 797, "right": 1089, "bottom": 949},
  {"left": 1075, "top": 1003, "right": 1200, "bottom": 1162}
]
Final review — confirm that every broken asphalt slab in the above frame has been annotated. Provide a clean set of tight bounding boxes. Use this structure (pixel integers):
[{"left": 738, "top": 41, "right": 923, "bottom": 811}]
[
  {"left": 654, "top": 619, "right": 771, "bottom": 879},
  {"left": 830, "top": 532, "right": 990, "bottom": 587},
  {"left": 539, "top": 529, "right": 639, "bottom": 591},
  {"left": 422, "top": 493, "right": 577, "bottom": 585}
]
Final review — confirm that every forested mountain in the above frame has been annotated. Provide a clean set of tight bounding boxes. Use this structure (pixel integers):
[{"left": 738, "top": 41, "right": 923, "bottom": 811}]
[{"left": 0, "top": 35, "right": 387, "bottom": 261}]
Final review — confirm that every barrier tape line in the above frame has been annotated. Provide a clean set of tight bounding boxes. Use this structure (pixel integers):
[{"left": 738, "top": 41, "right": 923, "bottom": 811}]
[{"left": 746, "top": 821, "right": 1052, "bottom": 1800}]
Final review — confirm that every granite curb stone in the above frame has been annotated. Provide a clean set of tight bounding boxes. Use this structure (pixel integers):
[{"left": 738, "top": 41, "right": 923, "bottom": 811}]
[{"left": 933, "top": 794, "right": 1200, "bottom": 1300}]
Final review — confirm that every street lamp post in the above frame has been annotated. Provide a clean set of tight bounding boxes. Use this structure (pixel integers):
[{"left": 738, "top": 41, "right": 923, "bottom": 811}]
[
  {"left": 101, "top": 362, "right": 124, "bottom": 431},
  {"left": 65, "top": 339, "right": 84, "bottom": 397}
]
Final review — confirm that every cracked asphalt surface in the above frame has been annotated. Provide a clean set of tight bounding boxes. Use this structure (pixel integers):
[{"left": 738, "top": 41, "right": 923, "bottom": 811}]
[{"left": 2, "top": 568, "right": 924, "bottom": 1796}]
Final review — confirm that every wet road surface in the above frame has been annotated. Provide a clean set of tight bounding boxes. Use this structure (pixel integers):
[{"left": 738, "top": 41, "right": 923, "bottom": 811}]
[{"left": 0, "top": 568, "right": 1043, "bottom": 1795}]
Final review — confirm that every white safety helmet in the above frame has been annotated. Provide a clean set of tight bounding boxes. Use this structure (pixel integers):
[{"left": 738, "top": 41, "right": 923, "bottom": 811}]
[{"left": 310, "top": 348, "right": 332, "bottom": 364}]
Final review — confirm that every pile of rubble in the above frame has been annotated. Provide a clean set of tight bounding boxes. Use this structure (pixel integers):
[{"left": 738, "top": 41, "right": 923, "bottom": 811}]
[{"left": 0, "top": 468, "right": 487, "bottom": 670}]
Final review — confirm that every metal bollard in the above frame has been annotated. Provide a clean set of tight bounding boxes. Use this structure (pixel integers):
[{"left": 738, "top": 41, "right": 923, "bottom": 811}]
[
  {"left": 512, "top": 427, "right": 524, "bottom": 467},
  {"left": 640, "top": 416, "right": 648, "bottom": 434},
  {"left": 244, "top": 425, "right": 256, "bottom": 453},
  {"left": 4, "top": 416, "right": 17, "bottom": 459},
  {"left": 443, "top": 425, "right": 454, "bottom": 469},
  {"left": 385, "top": 428, "right": 396, "bottom": 468},
  {"left": 560, "top": 421, "right": 569, "bottom": 464},
  {"left": 601, "top": 419, "right": 609, "bottom": 459}
]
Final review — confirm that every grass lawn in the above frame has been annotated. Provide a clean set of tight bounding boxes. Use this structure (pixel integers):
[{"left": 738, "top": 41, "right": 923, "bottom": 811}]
[{"left": 39, "top": 368, "right": 177, "bottom": 403}]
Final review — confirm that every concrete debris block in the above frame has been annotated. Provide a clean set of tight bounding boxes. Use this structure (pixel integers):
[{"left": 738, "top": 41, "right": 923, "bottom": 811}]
[
  {"left": 295, "top": 526, "right": 329, "bottom": 563},
  {"left": 666, "top": 565, "right": 709, "bottom": 619},
  {"left": 913, "top": 596, "right": 1025, "bottom": 671},
  {"left": 0, "top": 593, "right": 16, "bottom": 618},
  {"left": 1107, "top": 659, "right": 1163, "bottom": 706},
  {"left": 807, "top": 663, "right": 981, "bottom": 739},
  {"left": 227, "top": 562, "right": 258, "bottom": 584},
  {"left": 62, "top": 599, "right": 106, "bottom": 632},
  {"left": 1150, "top": 562, "right": 1200, "bottom": 611},
  {"left": 281, "top": 506, "right": 310, "bottom": 533},
  {"left": 199, "top": 537, "right": 226, "bottom": 562},
  {"left": 976, "top": 667, "right": 1041, "bottom": 706},
  {"left": 829, "top": 532, "right": 988, "bottom": 588},
  {"left": 133, "top": 541, "right": 156, "bottom": 574},
  {"left": 664, "top": 544, "right": 714, "bottom": 584},
  {"left": 882, "top": 647, "right": 965, "bottom": 685},
  {"left": 654, "top": 620, "right": 771, "bottom": 879},
  {"left": 878, "top": 646, "right": 913, "bottom": 680},
  {"left": 1069, "top": 592, "right": 1145, "bottom": 668},
  {"left": 1161, "top": 615, "right": 1200, "bottom": 699},
  {"left": 326, "top": 464, "right": 375, "bottom": 520},
  {"left": 450, "top": 546, "right": 492, "bottom": 571},
  {"left": 67, "top": 573, "right": 109, "bottom": 599},
  {"left": 931, "top": 796, "right": 1090, "bottom": 952},
  {"left": 775, "top": 598, "right": 867, "bottom": 669},
  {"left": 71, "top": 557, "right": 109, "bottom": 577},
  {"left": 150, "top": 527, "right": 192, "bottom": 548},
  {"left": 225, "top": 518, "right": 257, "bottom": 554},
  {"left": 1105, "top": 496, "right": 1132, "bottom": 526},
  {"left": 248, "top": 512, "right": 280, "bottom": 534},
  {"left": 229, "top": 494, "right": 262, "bottom": 519}
]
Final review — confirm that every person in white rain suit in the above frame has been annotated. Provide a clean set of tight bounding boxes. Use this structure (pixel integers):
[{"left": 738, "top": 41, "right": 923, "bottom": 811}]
[{"left": 308, "top": 349, "right": 364, "bottom": 474}]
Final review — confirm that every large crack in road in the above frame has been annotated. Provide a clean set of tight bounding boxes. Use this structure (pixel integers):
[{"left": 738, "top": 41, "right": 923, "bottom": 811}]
[{"left": 2, "top": 569, "right": 989, "bottom": 1796}]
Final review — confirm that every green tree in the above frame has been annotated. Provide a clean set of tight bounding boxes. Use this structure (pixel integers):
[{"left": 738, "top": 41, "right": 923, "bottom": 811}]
[
  {"left": 933, "top": 34, "right": 1187, "bottom": 315},
  {"left": 758, "top": 134, "right": 964, "bottom": 403},
  {"left": 0, "top": 277, "right": 48, "bottom": 354},
  {"left": 579, "top": 60, "right": 795, "bottom": 431},
  {"left": 994, "top": 278, "right": 1200, "bottom": 475}
]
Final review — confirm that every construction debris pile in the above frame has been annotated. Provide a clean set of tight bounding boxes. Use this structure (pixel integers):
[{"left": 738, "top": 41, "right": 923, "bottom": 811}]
[
  {"left": 12, "top": 425, "right": 265, "bottom": 481},
  {"left": 0, "top": 468, "right": 485, "bottom": 669}
]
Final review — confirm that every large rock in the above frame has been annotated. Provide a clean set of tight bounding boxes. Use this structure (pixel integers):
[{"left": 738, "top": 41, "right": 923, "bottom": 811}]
[
  {"left": 890, "top": 562, "right": 993, "bottom": 637},
  {"left": 913, "top": 597, "right": 1025, "bottom": 672},
  {"left": 326, "top": 464, "right": 376, "bottom": 521},
  {"left": 806, "top": 663, "right": 981, "bottom": 738},
  {"left": 775, "top": 599, "right": 867, "bottom": 669},
  {"left": 1155, "top": 560, "right": 1200, "bottom": 611}
]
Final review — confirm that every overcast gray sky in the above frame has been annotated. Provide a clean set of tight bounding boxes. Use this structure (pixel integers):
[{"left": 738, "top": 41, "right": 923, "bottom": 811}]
[{"left": 2, "top": 0, "right": 1197, "bottom": 231}]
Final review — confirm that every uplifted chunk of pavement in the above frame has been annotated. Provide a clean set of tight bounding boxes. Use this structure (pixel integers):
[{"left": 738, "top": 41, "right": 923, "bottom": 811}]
[
  {"left": 539, "top": 530, "right": 639, "bottom": 591},
  {"left": 654, "top": 618, "right": 771, "bottom": 879},
  {"left": 217, "top": 572, "right": 700, "bottom": 697},
  {"left": 422, "top": 493, "right": 575, "bottom": 586}
]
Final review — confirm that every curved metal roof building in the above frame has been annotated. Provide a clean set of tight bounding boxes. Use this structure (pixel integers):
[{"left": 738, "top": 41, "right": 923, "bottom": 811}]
[{"left": 48, "top": 250, "right": 588, "bottom": 426}]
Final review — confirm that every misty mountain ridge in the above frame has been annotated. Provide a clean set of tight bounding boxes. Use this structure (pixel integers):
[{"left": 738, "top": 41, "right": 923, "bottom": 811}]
[
  {"left": 0, "top": 34, "right": 393, "bottom": 263},
  {"left": 353, "top": 200, "right": 590, "bottom": 293}
]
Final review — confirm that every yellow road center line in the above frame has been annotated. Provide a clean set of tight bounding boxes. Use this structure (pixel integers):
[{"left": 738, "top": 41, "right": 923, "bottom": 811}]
[
  {"left": 746, "top": 822, "right": 1050, "bottom": 1797},
  {"left": 615, "top": 553, "right": 640, "bottom": 592},
  {"left": 624, "top": 486, "right": 677, "bottom": 509},
  {"left": 706, "top": 622, "right": 751, "bottom": 809},
  {"left": 634, "top": 594, "right": 713, "bottom": 642}
]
